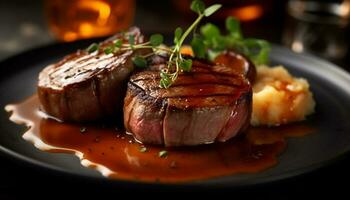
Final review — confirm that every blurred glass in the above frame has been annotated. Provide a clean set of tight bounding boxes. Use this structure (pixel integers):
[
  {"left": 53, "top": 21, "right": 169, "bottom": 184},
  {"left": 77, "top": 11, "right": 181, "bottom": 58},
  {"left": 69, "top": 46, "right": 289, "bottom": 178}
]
[
  {"left": 45, "top": 0, "right": 135, "bottom": 42},
  {"left": 283, "top": 0, "right": 350, "bottom": 61},
  {"left": 173, "top": 0, "right": 273, "bottom": 22}
]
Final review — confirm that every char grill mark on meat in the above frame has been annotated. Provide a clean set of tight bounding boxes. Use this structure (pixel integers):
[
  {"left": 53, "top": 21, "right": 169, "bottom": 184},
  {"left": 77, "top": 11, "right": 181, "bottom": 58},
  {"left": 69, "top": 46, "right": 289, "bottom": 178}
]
[
  {"left": 38, "top": 27, "right": 151, "bottom": 122},
  {"left": 132, "top": 72, "right": 245, "bottom": 88},
  {"left": 124, "top": 54, "right": 254, "bottom": 146}
]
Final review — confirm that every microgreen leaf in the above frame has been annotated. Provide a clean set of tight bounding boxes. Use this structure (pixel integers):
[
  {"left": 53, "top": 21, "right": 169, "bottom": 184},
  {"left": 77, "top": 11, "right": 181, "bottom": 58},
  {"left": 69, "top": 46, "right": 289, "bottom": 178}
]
[
  {"left": 190, "top": 0, "right": 205, "bottom": 14},
  {"left": 160, "top": 77, "right": 171, "bottom": 88},
  {"left": 150, "top": 34, "right": 164, "bottom": 47},
  {"left": 174, "top": 27, "right": 183, "bottom": 44},
  {"left": 225, "top": 17, "right": 242, "bottom": 39},
  {"left": 204, "top": 4, "right": 221, "bottom": 17},
  {"left": 104, "top": 46, "right": 115, "bottom": 54},
  {"left": 132, "top": 56, "right": 147, "bottom": 68},
  {"left": 200, "top": 23, "right": 220, "bottom": 39},
  {"left": 128, "top": 35, "right": 135, "bottom": 48},
  {"left": 160, "top": 70, "right": 170, "bottom": 79},
  {"left": 207, "top": 49, "right": 222, "bottom": 61},
  {"left": 87, "top": 43, "right": 99, "bottom": 53},
  {"left": 160, "top": 0, "right": 222, "bottom": 88},
  {"left": 180, "top": 59, "right": 192, "bottom": 72},
  {"left": 192, "top": 15, "right": 271, "bottom": 65},
  {"left": 160, "top": 70, "right": 172, "bottom": 88},
  {"left": 211, "top": 36, "right": 226, "bottom": 51},
  {"left": 243, "top": 39, "right": 271, "bottom": 65},
  {"left": 191, "top": 36, "right": 206, "bottom": 58},
  {"left": 114, "top": 39, "right": 122, "bottom": 48}
]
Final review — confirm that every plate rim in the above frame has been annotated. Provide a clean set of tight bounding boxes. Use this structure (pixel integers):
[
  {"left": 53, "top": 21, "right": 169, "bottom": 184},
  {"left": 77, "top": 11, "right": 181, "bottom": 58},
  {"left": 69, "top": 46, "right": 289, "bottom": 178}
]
[{"left": 1, "top": 41, "right": 350, "bottom": 189}]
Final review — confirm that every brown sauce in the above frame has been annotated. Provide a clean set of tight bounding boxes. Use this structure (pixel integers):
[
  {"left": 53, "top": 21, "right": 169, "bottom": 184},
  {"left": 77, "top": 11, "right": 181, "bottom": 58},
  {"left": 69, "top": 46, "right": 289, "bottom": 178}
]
[{"left": 5, "top": 95, "right": 314, "bottom": 183}]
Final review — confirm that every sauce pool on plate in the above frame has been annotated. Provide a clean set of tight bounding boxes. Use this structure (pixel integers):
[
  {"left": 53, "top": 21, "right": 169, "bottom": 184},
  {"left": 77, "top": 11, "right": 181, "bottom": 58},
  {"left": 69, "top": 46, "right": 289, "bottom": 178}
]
[{"left": 5, "top": 95, "right": 314, "bottom": 183}]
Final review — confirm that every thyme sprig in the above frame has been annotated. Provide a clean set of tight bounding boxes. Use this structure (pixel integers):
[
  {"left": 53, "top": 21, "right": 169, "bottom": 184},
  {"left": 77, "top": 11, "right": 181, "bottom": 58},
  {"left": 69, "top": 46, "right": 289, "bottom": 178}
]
[
  {"left": 86, "top": 0, "right": 221, "bottom": 89},
  {"left": 159, "top": 0, "right": 221, "bottom": 88},
  {"left": 87, "top": 0, "right": 270, "bottom": 90},
  {"left": 86, "top": 34, "right": 170, "bottom": 68}
]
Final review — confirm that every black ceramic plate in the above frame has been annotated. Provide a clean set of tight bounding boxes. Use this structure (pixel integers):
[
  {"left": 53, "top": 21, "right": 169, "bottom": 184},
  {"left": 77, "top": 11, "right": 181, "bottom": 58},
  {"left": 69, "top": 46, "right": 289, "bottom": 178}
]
[{"left": 1, "top": 39, "right": 350, "bottom": 189}]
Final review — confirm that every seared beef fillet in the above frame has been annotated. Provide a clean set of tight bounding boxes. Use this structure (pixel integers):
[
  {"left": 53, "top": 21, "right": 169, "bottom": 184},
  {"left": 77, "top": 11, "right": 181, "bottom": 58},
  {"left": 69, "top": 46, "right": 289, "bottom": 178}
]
[
  {"left": 124, "top": 55, "right": 253, "bottom": 146},
  {"left": 38, "top": 27, "right": 150, "bottom": 121}
]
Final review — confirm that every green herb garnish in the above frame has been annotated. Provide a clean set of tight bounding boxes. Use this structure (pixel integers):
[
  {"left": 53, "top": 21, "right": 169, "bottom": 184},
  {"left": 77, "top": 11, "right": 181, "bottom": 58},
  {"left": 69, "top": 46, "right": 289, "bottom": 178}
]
[
  {"left": 85, "top": 0, "right": 270, "bottom": 90},
  {"left": 150, "top": 34, "right": 164, "bottom": 47},
  {"left": 86, "top": 33, "right": 168, "bottom": 67},
  {"left": 114, "top": 39, "right": 122, "bottom": 48},
  {"left": 128, "top": 35, "right": 135, "bottom": 49},
  {"left": 85, "top": 0, "right": 221, "bottom": 89},
  {"left": 159, "top": 0, "right": 222, "bottom": 88},
  {"left": 104, "top": 46, "right": 115, "bottom": 55},
  {"left": 86, "top": 43, "right": 99, "bottom": 53},
  {"left": 132, "top": 56, "right": 147, "bottom": 68},
  {"left": 191, "top": 16, "right": 271, "bottom": 65},
  {"left": 159, "top": 150, "right": 168, "bottom": 158},
  {"left": 79, "top": 127, "right": 87, "bottom": 133},
  {"left": 139, "top": 146, "right": 147, "bottom": 153}
]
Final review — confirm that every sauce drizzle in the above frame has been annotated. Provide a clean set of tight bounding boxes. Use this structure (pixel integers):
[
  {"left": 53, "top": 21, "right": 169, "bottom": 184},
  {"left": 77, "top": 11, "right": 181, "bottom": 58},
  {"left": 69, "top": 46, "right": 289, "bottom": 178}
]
[{"left": 5, "top": 95, "right": 314, "bottom": 182}]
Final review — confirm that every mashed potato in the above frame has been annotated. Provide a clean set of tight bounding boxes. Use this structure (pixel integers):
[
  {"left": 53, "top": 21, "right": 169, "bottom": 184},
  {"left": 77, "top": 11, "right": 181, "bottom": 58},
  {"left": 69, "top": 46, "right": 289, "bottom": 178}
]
[{"left": 251, "top": 65, "right": 315, "bottom": 126}]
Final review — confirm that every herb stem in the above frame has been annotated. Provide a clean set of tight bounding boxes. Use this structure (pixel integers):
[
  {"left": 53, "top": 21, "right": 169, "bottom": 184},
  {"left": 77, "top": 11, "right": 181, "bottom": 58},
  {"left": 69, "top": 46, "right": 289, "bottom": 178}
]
[
  {"left": 121, "top": 41, "right": 151, "bottom": 47},
  {"left": 126, "top": 42, "right": 150, "bottom": 48},
  {"left": 119, "top": 45, "right": 173, "bottom": 53},
  {"left": 178, "top": 14, "right": 204, "bottom": 47},
  {"left": 164, "top": 14, "right": 204, "bottom": 84},
  {"left": 152, "top": 46, "right": 174, "bottom": 53},
  {"left": 142, "top": 52, "right": 156, "bottom": 58}
]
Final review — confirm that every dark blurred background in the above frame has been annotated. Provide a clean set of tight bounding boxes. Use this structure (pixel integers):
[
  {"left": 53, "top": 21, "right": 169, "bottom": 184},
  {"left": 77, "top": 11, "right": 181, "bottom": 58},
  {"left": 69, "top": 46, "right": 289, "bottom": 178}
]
[
  {"left": 0, "top": 0, "right": 349, "bottom": 68},
  {"left": 0, "top": 0, "right": 350, "bottom": 197}
]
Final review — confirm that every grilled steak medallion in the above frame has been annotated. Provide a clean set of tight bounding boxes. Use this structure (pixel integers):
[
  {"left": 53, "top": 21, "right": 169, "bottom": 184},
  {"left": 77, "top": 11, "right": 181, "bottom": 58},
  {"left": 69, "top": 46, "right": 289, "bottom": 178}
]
[
  {"left": 38, "top": 27, "right": 150, "bottom": 121},
  {"left": 124, "top": 55, "right": 253, "bottom": 146}
]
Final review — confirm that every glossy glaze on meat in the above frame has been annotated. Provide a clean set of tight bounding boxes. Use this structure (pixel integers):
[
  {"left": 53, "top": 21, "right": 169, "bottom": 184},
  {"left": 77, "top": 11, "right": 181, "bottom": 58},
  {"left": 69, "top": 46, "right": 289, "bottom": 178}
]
[
  {"left": 124, "top": 54, "right": 254, "bottom": 146},
  {"left": 38, "top": 27, "right": 151, "bottom": 121}
]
